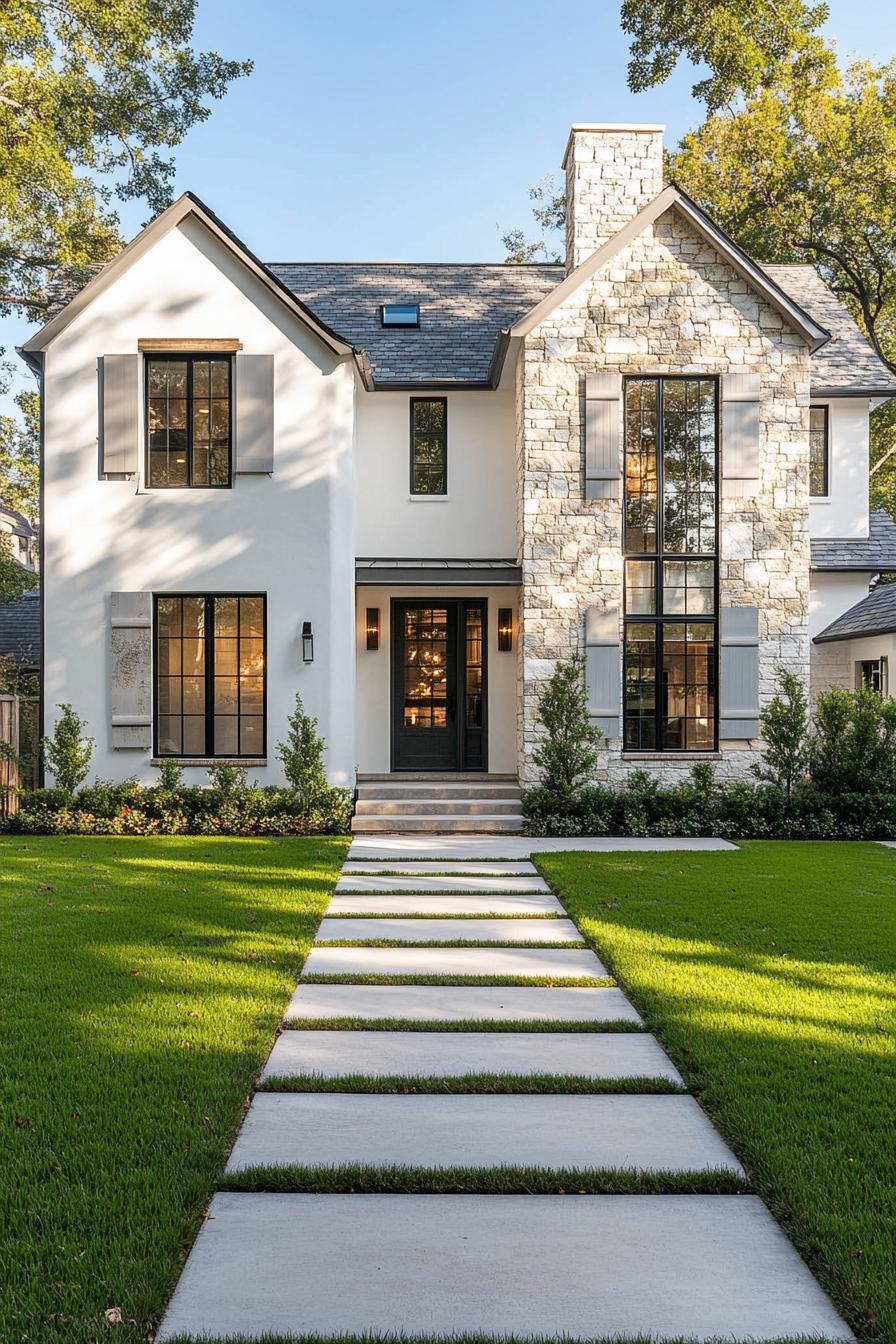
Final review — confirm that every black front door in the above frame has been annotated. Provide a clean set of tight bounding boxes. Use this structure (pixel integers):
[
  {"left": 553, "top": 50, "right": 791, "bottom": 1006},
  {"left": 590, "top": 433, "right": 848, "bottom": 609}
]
[{"left": 391, "top": 599, "right": 486, "bottom": 771}]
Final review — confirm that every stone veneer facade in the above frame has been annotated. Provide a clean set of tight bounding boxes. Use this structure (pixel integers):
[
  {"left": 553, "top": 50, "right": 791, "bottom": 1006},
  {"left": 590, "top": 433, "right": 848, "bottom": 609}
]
[{"left": 516, "top": 126, "right": 812, "bottom": 787}]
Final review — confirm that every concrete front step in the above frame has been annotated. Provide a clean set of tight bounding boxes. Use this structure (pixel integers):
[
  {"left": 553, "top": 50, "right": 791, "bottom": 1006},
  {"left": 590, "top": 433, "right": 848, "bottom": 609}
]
[
  {"left": 356, "top": 783, "right": 523, "bottom": 800},
  {"left": 355, "top": 798, "right": 523, "bottom": 816},
  {"left": 315, "top": 917, "right": 584, "bottom": 945},
  {"left": 351, "top": 815, "right": 523, "bottom": 834},
  {"left": 335, "top": 873, "right": 550, "bottom": 894},
  {"left": 328, "top": 892, "right": 565, "bottom": 916},
  {"left": 302, "top": 945, "right": 607, "bottom": 979},
  {"left": 262, "top": 1029, "right": 684, "bottom": 1084},
  {"left": 358, "top": 772, "right": 519, "bottom": 782},
  {"left": 286, "top": 983, "right": 640, "bottom": 1023},
  {"left": 156, "top": 1193, "right": 854, "bottom": 1343},
  {"left": 226, "top": 1093, "right": 744, "bottom": 1175}
]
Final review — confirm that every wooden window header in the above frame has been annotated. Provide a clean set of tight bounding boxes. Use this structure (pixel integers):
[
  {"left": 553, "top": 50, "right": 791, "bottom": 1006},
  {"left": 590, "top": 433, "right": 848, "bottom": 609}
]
[{"left": 137, "top": 338, "right": 242, "bottom": 352}]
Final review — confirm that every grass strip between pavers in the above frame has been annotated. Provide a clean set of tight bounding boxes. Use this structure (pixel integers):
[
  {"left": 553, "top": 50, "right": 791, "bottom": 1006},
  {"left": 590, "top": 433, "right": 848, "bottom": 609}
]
[
  {"left": 162, "top": 1334, "right": 833, "bottom": 1344},
  {"left": 299, "top": 973, "right": 615, "bottom": 987},
  {"left": 323, "top": 910, "right": 563, "bottom": 919},
  {"left": 261, "top": 1071, "right": 685, "bottom": 1095},
  {"left": 219, "top": 1161, "right": 748, "bottom": 1196},
  {"left": 282, "top": 1016, "right": 645, "bottom": 1032}
]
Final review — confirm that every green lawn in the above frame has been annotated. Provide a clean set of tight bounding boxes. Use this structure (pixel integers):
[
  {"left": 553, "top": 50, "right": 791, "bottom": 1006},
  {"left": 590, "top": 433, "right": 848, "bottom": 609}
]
[
  {"left": 0, "top": 835, "right": 346, "bottom": 1344},
  {"left": 538, "top": 841, "right": 896, "bottom": 1344}
]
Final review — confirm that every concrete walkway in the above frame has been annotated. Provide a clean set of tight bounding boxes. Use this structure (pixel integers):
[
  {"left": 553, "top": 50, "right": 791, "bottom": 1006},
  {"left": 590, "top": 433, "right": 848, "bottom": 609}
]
[{"left": 157, "top": 840, "right": 853, "bottom": 1343}]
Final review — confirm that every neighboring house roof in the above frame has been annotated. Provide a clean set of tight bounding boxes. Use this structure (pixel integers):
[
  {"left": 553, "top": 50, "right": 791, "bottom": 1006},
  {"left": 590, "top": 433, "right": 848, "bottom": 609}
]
[
  {"left": 811, "top": 509, "right": 896, "bottom": 572},
  {"left": 0, "top": 590, "right": 40, "bottom": 668},
  {"left": 814, "top": 581, "right": 896, "bottom": 642},
  {"left": 764, "top": 265, "right": 896, "bottom": 397},
  {"left": 0, "top": 504, "right": 36, "bottom": 539},
  {"left": 271, "top": 263, "right": 563, "bottom": 387}
]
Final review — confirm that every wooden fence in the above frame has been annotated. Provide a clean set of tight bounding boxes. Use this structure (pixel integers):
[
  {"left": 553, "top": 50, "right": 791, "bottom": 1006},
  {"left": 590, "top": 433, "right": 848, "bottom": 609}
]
[{"left": 0, "top": 695, "right": 39, "bottom": 817}]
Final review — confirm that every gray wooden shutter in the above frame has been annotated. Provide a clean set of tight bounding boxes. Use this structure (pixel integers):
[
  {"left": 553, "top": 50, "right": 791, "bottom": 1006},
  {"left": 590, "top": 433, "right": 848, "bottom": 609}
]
[
  {"left": 110, "top": 592, "right": 152, "bottom": 749},
  {"left": 235, "top": 353, "right": 274, "bottom": 473},
  {"left": 584, "top": 603, "right": 621, "bottom": 738},
  {"left": 720, "top": 606, "right": 759, "bottom": 739},
  {"left": 101, "top": 355, "right": 139, "bottom": 475},
  {"left": 722, "top": 372, "right": 760, "bottom": 495},
  {"left": 584, "top": 373, "right": 622, "bottom": 500}
]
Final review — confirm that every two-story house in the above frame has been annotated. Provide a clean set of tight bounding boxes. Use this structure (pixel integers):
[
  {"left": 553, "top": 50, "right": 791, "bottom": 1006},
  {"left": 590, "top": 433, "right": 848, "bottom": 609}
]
[{"left": 20, "top": 123, "right": 896, "bottom": 828}]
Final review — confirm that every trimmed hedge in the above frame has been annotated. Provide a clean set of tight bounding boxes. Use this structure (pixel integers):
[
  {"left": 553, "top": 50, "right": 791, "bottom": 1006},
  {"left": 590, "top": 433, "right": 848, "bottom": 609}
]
[
  {"left": 3, "top": 780, "right": 353, "bottom": 836},
  {"left": 523, "top": 778, "right": 896, "bottom": 841}
]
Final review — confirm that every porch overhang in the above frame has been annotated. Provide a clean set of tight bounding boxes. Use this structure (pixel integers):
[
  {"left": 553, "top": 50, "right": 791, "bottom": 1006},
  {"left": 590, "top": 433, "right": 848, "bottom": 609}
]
[{"left": 355, "top": 558, "right": 522, "bottom": 586}]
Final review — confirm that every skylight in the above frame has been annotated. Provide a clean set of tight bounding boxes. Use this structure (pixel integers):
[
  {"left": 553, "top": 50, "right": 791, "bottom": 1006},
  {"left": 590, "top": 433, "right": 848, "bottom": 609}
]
[{"left": 381, "top": 303, "right": 419, "bottom": 328}]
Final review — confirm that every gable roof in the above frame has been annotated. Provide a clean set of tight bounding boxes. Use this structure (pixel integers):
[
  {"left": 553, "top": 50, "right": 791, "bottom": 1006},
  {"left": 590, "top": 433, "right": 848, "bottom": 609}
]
[
  {"left": 506, "top": 184, "right": 829, "bottom": 352},
  {"left": 814, "top": 580, "right": 896, "bottom": 643},
  {"left": 270, "top": 263, "right": 563, "bottom": 387},
  {"left": 20, "top": 193, "right": 357, "bottom": 363},
  {"left": 0, "top": 590, "right": 40, "bottom": 668},
  {"left": 811, "top": 509, "right": 896, "bottom": 572},
  {"left": 764, "top": 265, "right": 896, "bottom": 397}
]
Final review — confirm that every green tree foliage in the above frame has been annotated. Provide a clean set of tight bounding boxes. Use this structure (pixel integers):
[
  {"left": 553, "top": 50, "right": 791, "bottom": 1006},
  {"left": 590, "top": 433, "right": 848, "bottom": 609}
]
[
  {"left": 41, "top": 702, "right": 93, "bottom": 794},
  {"left": 277, "top": 691, "right": 328, "bottom": 814},
  {"left": 501, "top": 175, "right": 565, "bottom": 264},
  {"left": 810, "top": 685, "right": 896, "bottom": 793},
  {"left": 533, "top": 654, "right": 603, "bottom": 801},
  {"left": 0, "top": 387, "right": 39, "bottom": 523},
  {"left": 0, "top": 532, "right": 36, "bottom": 602},
  {"left": 620, "top": 0, "right": 834, "bottom": 111},
  {"left": 754, "top": 665, "right": 809, "bottom": 799},
  {"left": 0, "top": 1, "right": 252, "bottom": 317}
]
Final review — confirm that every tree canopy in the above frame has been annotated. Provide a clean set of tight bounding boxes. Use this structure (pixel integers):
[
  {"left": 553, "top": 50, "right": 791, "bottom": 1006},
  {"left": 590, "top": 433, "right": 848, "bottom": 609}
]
[{"left": 0, "top": 1, "right": 252, "bottom": 318}]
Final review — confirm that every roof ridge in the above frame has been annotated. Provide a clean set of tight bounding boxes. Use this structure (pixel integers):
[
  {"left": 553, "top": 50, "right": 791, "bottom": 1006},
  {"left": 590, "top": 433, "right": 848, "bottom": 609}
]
[{"left": 267, "top": 261, "right": 564, "bottom": 269}]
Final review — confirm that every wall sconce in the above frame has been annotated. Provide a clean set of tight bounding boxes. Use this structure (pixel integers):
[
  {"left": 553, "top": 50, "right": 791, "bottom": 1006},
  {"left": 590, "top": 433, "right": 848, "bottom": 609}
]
[
  {"left": 366, "top": 607, "right": 380, "bottom": 651},
  {"left": 301, "top": 620, "right": 314, "bottom": 663},
  {"left": 498, "top": 608, "right": 513, "bottom": 652}
]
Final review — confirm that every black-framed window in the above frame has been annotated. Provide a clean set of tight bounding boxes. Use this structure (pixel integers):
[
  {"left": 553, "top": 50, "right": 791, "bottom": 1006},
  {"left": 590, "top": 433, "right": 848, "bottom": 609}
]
[
  {"left": 810, "top": 404, "right": 829, "bottom": 498},
  {"left": 146, "top": 356, "right": 232, "bottom": 488},
  {"left": 858, "top": 657, "right": 888, "bottom": 696},
  {"left": 623, "top": 377, "right": 719, "bottom": 752},
  {"left": 154, "top": 594, "right": 266, "bottom": 758},
  {"left": 410, "top": 397, "right": 447, "bottom": 495}
]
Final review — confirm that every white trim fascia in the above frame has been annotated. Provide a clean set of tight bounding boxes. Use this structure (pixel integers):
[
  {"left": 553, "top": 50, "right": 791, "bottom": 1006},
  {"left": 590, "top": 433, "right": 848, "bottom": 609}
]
[
  {"left": 22, "top": 193, "right": 355, "bottom": 358},
  {"left": 508, "top": 184, "right": 831, "bottom": 352}
]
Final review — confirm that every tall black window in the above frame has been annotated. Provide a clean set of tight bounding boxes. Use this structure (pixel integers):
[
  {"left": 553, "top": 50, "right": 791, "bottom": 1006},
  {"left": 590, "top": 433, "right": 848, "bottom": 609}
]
[
  {"left": 146, "top": 356, "right": 232, "bottom": 488},
  {"left": 154, "top": 594, "right": 266, "bottom": 758},
  {"left": 623, "top": 377, "right": 718, "bottom": 751},
  {"left": 809, "top": 405, "right": 829, "bottom": 498},
  {"left": 410, "top": 398, "right": 447, "bottom": 495}
]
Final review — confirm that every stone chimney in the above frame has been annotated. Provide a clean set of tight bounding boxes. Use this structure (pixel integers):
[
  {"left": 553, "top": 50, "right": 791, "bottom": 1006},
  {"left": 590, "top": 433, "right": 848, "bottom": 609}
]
[{"left": 563, "top": 124, "right": 665, "bottom": 273}]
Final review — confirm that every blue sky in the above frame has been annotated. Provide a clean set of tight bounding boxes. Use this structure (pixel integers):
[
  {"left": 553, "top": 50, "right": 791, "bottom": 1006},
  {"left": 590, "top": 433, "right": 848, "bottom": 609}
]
[{"left": 3, "top": 0, "right": 896, "bottom": 403}]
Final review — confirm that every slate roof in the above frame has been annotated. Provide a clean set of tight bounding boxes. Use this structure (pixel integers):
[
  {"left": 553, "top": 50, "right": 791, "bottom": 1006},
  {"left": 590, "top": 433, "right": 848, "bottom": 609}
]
[
  {"left": 269, "top": 263, "right": 564, "bottom": 386},
  {"left": 811, "top": 509, "right": 896, "bottom": 571},
  {"left": 814, "top": 581, "right": 896, "bottom": 642},
  {"left": 764, "top": 265, "right": 896, "bottom": 396},
  {"left": 0, "top": 590, "right": 40, "bottom": 668}
]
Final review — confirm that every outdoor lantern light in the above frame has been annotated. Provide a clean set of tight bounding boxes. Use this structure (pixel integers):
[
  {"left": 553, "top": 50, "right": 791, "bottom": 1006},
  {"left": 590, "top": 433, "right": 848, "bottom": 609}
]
[
  {"left": 498, "top": 608, "right": 513, "bottom": 652},
  {"left": 301, "top": 620, "right": 314, "bottom": 663},
  {"left": 366, "top": 607, "right": 380, "bottom": 651}
]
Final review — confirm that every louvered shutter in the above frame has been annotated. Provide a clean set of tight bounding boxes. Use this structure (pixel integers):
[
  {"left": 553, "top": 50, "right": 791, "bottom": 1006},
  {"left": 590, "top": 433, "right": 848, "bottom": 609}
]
[
  {"left": 722, "top": 372, "right": 760, "bottom": 495},
  {"left": 719, "top": 606, "right": 760, "bottom": 739},
  {"left": 584, "top": 373, "right": 622, "bottom": 500},
  {"left": 102, "top": 355, "right": 139, "bottom": 475},
  {"left": 235, "top": 353, "right": 274, "bottom": 473},
  {"left": 585, "top": 603, "right": 621, "bottom": 738},
  {"left": 110, "top": 592, "right": 152, "bottom": 749}
]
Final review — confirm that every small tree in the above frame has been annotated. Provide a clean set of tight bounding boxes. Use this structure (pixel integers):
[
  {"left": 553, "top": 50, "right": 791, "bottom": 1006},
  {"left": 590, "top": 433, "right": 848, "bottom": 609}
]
[
  {"left": 810, "top": 685, "right": 896, "bottom": 794},
  {"left": 41, "top": 704, "right": 93, "bottom": 795},
  {"left": 754, "top": 665, "right": 809, "bottom": 800},
  {"left": 206, "top": 761, "right": 245, "bottom": 793},
  {"left": 156, "top": 758, "right": 183, "bottom": 790},
  {"left": 277, "top": 692, "right": 328, "bottom": 814},
  {"left": 532, "top": 655, "right": 603, "bottom": 803}
]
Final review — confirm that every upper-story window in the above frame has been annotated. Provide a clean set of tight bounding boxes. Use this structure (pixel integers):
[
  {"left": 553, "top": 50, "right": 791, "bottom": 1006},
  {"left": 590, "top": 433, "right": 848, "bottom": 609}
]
[
  {"left": 410, "top": 397, "right": 447, "bottom": 495},
  {"left": 623, "top": 376, "right": 719, "bottom": 752},
  {"left": 809, "top": 405, "right": 829, "bottom": 498},
  {"left": 146, "top": 355, "right": 232, "bottom": 488}
]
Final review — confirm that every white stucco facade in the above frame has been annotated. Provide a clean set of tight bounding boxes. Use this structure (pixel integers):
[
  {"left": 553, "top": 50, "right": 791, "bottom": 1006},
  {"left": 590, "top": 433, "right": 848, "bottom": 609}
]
[{"left": 25, "top": 123, "right": 895, "bottom": 792}]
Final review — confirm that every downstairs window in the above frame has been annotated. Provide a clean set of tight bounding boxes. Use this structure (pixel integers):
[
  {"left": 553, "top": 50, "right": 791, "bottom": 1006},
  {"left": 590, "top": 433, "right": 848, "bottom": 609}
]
[{"left": 154, "top": 594, "right": 266, "bottom": 758}]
